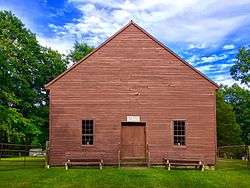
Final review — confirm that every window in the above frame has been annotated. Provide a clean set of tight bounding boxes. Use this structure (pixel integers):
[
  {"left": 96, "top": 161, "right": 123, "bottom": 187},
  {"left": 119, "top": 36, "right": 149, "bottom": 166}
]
[
  {"left": 173, "top": 120, "right": 185, "bottom": 146},
  {"left": 82, "top": 120, "right": 94, "bottom": 145}
]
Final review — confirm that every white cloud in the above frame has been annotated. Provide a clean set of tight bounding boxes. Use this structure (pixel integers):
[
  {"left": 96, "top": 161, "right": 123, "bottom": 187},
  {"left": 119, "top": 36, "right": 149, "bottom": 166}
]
[
  {"left": 214, "top": 75, "right": 234, "bottom": 86},
  {"left": 219, "top": 63, "right": 233, "bottom": 69},
  {"left": 2, "top": 0, "right": 249, "bottom": 55},
  {"left": 35, "top": 0, "right": 250, "bottom": 53},
  {"left": 196, "top": 64, "right": 214, "bottom": 73},
  {"left": 213, "top": 75, "right": 248, "bottom": 89},
  {"left": 66, "top": 1, "right": 249, "bottom": 45},
  {"left": 223, "top": 44, "right": 235, "bottom": 50},
  {"left": 188, "top": 43, "right": 207, "bottom": 49},
  {"left": 37, "top": 35, "right": 74, "bottom": 54},
  {"left": 160, "top": 15, "right": 247, "bottom": 44},
  {"left": 12, "top": 0, "right": 245, "bottom": 56},
  {"left": 200, "top": 54, "right": 227, "bottom": 63}
]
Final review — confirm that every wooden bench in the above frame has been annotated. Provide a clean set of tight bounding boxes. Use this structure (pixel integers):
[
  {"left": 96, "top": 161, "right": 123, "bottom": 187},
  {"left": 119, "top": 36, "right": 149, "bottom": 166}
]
[
  {"left": 163, "top": 158, "right": 204, "bottom": 171},
  {"left": 65, "top": 152, "right": 104, "bottom": 170}
]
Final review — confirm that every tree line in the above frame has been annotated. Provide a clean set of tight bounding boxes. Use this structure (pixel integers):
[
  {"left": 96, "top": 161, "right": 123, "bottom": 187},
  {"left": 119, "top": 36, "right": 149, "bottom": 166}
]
[{"left": 0, "top": 11, "right": 249, "bottom": 146}]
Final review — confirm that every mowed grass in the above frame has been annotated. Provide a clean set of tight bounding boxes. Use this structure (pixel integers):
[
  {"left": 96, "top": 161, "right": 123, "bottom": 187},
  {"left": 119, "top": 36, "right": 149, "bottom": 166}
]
[{"left": 0, "top": 158, "right": 249, "bottom": 188}]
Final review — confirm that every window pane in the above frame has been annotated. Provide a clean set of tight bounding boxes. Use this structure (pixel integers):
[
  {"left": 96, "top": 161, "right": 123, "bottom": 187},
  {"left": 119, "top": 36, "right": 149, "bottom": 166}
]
[
  {"left": 174, "top": 124, "right": 177, "bottom": 129},
  {"left": 180, "top": 136, "right": 185, "bottom": 145},
  {"left": 174, "top": 136, "right": 178, "bottom": 145},
  {"left": 89, "top": 127, "right": 93, "bottom": 134},
  {"left": 174, "top": 130, "right": 177, "bottom": 135},
  {"left": 180, "top": 130, "right": 184, "bottom": 135},
  {"left": 89, "top": 136, "right": 93, "bottom": 145},
  {"left": 84, "top": 123, "right": 88, "bottom": 130}
]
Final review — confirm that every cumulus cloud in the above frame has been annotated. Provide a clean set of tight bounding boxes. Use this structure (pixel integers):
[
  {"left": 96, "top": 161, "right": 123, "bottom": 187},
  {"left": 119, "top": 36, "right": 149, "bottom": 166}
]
[
  {"left": 68, "top": 1, "right": 248, "bottom": 44},
  {"left": 37, "top": 35, "right": 74, "bottom": 54},
  {"left": 39, "top": 0, "right": 250, "bottom": 53}
]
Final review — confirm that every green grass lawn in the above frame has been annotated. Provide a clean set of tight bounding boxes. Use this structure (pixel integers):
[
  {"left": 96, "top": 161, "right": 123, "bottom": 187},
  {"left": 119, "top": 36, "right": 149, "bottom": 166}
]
[{"left": 0, "top": 158, "right": 249, "bottom": 188}]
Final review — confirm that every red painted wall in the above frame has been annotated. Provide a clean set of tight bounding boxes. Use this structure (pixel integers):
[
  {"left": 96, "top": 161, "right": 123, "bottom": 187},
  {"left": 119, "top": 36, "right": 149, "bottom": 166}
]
[{"left": 47, "top": 23, "right": 217, "bottom": 166}]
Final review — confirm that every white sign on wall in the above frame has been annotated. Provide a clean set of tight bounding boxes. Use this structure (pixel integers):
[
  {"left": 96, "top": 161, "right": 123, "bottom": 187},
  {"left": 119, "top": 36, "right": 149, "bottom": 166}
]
[{"left": 127, "top": 116, "right": 140, "bottom": 122}]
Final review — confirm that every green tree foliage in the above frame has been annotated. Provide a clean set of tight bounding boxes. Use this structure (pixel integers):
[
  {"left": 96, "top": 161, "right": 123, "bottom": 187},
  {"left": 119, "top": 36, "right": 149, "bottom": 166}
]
[
  {"left": 221, "top": 84, "right": 250, "bottom": 145},
  {"left": 216, "top": 91, "right": 242, "bottom": 146},
  {"left": 0, "top": 11, "right": 69, "bottom": 145},
  {"left": 68, "top": 41, "right": 93, "bottom": 62},
  {"left": 230, "top": 47, "right": 250, "bottom": 86}
]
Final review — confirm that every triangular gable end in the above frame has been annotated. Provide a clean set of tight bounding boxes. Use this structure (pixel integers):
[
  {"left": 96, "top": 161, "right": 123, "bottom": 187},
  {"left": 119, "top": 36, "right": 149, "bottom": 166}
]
[{"left": 45, "top": 20, "right": 219, "bottom": 90}]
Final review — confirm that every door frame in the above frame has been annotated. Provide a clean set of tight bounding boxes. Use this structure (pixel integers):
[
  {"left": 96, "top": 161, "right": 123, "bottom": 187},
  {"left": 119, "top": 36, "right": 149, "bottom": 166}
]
[{"left": 120, "top": 122, "right": 147, "bottom": 159}]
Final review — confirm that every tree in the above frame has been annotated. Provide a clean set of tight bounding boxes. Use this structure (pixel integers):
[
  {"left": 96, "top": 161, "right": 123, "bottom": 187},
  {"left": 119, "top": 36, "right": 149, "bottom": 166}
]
[
  {"left": 230, "top": 47, "right": 250, "bottom": 86},
  {"left": 0, "top": 11, "right": 69, "bottom": 145},
  {"left": 221, "top": 84, "right": 250, "bottom": 145},
  {"left": 68, "top": 41, "right": 93, "bottom": 62},
  {"left": 216, "top": 91, "right": 242, "bottom": 146}
]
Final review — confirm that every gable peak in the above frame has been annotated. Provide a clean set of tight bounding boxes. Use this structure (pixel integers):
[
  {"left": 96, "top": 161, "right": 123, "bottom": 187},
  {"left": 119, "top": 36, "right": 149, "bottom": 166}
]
[{"left": 45, "top": 20, "right": 219, "bottom": 89}]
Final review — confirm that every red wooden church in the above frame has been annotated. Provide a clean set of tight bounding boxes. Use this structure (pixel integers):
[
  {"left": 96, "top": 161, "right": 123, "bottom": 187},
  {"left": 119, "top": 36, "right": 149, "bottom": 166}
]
[{"left": 45, "top": 21, "right": 218, "bottom": 168}]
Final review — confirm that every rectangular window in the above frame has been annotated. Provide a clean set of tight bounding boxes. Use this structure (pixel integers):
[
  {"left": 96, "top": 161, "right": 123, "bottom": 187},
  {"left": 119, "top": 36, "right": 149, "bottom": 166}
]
[
  {"left": 82, "top": 120, "right": 94, "bottom": 145},
  {"left": 173, "top": 120, "right": 185, "bottom": 146}
]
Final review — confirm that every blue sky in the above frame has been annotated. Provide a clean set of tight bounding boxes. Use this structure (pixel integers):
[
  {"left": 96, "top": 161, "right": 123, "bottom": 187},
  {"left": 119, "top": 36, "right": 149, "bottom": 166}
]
[{"left": 0, "top": 0, "right": 250, "bottom": 87}]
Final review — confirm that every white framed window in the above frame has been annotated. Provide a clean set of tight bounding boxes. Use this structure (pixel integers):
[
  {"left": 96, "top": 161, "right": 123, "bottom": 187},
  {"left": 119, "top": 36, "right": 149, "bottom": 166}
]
[
  {"left": 173, "top": 120, "right": 186, "bottom": 146},
  {"left": 82, "top": 120, "right": 94, "bottom": 145}
]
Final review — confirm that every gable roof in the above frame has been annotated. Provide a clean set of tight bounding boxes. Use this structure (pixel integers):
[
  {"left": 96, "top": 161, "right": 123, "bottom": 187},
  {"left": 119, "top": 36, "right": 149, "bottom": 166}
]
[{"left": 45, "top": 21, "right": 219, "bottom": 89}]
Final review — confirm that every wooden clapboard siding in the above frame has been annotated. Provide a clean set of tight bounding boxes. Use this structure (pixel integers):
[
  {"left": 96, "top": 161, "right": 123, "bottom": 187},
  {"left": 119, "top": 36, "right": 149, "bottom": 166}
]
[{"left": 46, "top": 22, "right": 217, "bottom": 166}]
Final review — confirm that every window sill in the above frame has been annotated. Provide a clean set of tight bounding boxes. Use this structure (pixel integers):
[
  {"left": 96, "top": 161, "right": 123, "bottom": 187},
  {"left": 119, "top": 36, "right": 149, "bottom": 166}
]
[
  {"left": 82, "top": 145, "right": 94, "bottom": 147},
  {"left": 173, "top": 145, "right": 187, "bottom": 149}
]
